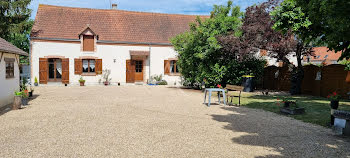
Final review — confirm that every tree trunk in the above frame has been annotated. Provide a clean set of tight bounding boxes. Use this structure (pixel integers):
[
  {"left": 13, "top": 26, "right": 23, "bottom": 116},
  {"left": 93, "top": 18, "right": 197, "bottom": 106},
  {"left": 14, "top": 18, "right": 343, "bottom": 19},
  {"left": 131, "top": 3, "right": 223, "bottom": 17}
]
[{"left": 290, "top": 42, "right": 304, "bottom": 95}]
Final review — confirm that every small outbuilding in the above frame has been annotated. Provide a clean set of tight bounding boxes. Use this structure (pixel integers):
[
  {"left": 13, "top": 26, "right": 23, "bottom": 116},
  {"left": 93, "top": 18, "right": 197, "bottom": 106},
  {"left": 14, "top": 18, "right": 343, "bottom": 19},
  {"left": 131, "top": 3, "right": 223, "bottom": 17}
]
[{"left": 0, "top": 37, "right": 28, "bottom": 108}]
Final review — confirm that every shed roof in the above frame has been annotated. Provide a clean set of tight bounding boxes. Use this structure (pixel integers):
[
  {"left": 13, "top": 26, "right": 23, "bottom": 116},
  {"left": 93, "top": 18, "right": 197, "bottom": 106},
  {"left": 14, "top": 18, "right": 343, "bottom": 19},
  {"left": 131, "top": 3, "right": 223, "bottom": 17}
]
[{"left": 0, "top": 37, "right": 28, "bottom": 56}]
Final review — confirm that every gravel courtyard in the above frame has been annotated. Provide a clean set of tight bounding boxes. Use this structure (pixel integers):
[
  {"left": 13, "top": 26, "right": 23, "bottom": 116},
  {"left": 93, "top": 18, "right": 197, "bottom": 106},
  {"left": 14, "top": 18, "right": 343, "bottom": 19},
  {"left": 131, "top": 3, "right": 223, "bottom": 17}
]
[{"left": 0, "top": 86, "right": 349, "bottom": 157}]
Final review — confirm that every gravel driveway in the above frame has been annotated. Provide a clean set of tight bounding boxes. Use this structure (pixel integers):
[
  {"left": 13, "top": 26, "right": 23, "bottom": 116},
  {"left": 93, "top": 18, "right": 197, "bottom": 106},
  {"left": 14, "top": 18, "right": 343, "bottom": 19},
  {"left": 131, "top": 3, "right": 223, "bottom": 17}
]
[{"left": 0, "top": 86, "right": 349, "bottom": 157}]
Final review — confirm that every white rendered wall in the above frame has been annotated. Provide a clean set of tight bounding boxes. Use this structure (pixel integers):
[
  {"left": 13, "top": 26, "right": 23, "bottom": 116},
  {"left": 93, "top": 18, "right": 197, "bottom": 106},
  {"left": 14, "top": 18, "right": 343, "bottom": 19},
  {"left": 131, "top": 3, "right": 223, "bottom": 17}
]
[
  {"left": 31, "top": 41, "right": 181, "bottom": 85},
  {"left": 257, "top": 50, "right": 298, "bottom": 66},
  {"left": 0, "top": 53, "right": 20, "bottom": 108}
]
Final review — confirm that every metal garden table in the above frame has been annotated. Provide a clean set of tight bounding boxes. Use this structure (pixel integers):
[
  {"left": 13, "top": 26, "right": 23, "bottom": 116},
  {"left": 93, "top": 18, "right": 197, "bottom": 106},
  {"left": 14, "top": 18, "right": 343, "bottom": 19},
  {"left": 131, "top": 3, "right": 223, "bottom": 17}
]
[{"left": 203, "top": 88, "right": 226, "bottom": 107}]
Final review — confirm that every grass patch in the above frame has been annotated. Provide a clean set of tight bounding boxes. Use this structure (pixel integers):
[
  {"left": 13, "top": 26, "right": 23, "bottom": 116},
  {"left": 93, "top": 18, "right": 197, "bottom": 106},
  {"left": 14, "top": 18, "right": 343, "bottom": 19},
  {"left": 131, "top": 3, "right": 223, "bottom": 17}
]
[{"left": 223, "top": 92, "right": 350, "bottom": 127}]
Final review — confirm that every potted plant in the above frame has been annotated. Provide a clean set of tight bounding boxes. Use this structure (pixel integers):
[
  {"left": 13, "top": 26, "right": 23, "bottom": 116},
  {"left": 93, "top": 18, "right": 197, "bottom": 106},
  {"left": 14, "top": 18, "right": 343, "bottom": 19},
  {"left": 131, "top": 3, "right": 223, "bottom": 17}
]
[
  {"left": 34, "top": 77, "right": 39, "bottom": 86},
  {"left": 79, "top": 76, "right": 86, "bottom": 86},
  {"left": 102, "top": 69, "right": 112, "bottom": 86},
  {"left": 277, "top": 98, "right": 305, "bottom": 115},
  {"left": 328, "top": 91, "right": 341, "bottom": 109},
  {"left": 281, "top": 98, "right": 294, "bottom": 107},
  {"left": 29, "top": 86, "right": 34, "bottom": 97},
  {"left": 21, "top": 89, "right": 29, "bottom": 106},
  {"left": 13, "top": 91, "right": 22, "bottom": 110}
]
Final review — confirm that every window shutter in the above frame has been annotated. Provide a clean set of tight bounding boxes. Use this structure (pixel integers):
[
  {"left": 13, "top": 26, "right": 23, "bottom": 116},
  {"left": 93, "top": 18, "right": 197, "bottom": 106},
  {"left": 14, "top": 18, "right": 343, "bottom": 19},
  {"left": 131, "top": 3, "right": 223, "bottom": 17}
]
[
  {"left": 95, "top": 59, "right": 102, "bottom": 74},
  {"left": 83, "top": 35, "right": 94, "bottom": 51},
  {"left": 74, "top": 58, "right": 82, "bottom": 75},
  {"left": 62, "top": 58, "right": 69, "bottom": 84},
  {"left": 164, "top": 60, "right": 170, "bottom": 75},
  {"left": 39, "top": 58, "right": 48, "bottom": 84}
]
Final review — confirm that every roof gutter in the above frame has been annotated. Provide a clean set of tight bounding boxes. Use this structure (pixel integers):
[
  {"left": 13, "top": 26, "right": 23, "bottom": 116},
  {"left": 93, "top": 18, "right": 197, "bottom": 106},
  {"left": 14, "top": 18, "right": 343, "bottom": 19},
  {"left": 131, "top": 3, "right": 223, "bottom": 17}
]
[
  {"left": 30, "top": 37, "right": 80, "bottom": 42},
  {"left": 97, "top": 40, "right": 172, "bottom": 46},
  {"left": 0, "top": 49, "right": 28, "bottom": 56},
  {"left": 30, "top": 37, "right": 172, "bottom": 46},
  {"left": 30, "top": 37, "right": 174, "bottom": 46}
]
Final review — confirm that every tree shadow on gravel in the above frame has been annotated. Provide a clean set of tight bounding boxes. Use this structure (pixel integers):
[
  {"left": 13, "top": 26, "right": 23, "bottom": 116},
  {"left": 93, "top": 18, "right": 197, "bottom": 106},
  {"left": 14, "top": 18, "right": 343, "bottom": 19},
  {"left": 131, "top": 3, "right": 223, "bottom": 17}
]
[{"left": 211, "top": 106, "right": 350, "bottom": 157}]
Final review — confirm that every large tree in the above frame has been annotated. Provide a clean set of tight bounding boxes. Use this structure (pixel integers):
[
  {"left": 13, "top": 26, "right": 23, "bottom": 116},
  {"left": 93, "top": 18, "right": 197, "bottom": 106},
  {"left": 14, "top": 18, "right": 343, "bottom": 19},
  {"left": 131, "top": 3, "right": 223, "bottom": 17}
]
[
  {"left": 270, "top": 0, "right": 314, "bottom": 94},
  {"left": 171, "top": 1, "right": 243, "bottom": 86},
  {"left": 171, "top": 1, "right": 266, "bottom": 87},
  {"left": 294, "top": 0, "right": 350, "bottom": 60},
  {"left": 0, "top": 0, "right": 33, "bottom": 63},
  {"left": 218, "top": 0, "right": 313, "bottom": 94}
]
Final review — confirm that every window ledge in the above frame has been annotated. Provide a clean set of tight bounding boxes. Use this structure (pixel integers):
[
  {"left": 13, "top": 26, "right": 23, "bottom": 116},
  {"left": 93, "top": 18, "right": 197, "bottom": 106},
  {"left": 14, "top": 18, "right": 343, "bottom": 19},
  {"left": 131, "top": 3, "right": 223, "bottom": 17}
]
[{"left": 81, "top": 73, "right": 96, "bottom": 76}]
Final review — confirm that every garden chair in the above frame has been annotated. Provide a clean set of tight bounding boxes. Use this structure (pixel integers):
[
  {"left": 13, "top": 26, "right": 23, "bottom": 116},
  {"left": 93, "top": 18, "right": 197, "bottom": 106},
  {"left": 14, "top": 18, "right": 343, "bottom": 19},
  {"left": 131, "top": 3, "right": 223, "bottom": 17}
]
[{"left": 225, "top": 84, "right": 244, "bottom": 106}]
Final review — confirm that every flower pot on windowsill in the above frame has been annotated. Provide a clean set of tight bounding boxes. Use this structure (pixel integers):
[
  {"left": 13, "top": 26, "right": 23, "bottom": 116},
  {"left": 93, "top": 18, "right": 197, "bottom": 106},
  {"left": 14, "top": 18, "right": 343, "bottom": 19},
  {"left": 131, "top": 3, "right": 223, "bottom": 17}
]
[{"left": 79, "top": 81, "right": 85, "bottom": 86}]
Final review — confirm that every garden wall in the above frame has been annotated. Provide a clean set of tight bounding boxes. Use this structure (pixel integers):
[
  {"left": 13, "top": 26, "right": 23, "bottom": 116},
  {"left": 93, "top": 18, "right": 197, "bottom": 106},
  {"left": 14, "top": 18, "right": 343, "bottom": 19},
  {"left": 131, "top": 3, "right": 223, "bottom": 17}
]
[{"left": 263, "top": 64, "right": 350, "bottom": 98}]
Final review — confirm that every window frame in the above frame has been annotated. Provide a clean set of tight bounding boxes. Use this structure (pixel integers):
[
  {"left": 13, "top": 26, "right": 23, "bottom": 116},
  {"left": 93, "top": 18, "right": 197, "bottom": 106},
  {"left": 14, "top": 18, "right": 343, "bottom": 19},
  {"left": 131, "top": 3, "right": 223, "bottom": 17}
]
[
  {"left": 82, "top": 59, "right": 96, "bottom": 75},
  {"left": 170, "top": 60, "right": 179, "bottom": 75},
  {"left": 5, "top": 61, "right": 15, "bottom": 79},
  {"left": 135, "top": 60, "right": 143, "bottom": 73}
]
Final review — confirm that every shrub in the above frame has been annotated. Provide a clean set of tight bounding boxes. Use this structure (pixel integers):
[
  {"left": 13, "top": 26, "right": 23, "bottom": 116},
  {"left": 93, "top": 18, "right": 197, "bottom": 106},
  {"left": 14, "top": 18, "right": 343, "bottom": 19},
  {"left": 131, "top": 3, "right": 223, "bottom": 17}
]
[{"left": 157, "top": 80, "right": 168, "bottom": 85}]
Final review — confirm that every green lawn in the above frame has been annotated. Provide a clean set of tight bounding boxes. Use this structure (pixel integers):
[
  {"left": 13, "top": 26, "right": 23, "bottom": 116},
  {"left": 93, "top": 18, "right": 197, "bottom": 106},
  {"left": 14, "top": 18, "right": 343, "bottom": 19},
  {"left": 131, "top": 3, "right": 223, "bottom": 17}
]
[{"left": 224, "top": 92, "right": 350, "bottom": 127}]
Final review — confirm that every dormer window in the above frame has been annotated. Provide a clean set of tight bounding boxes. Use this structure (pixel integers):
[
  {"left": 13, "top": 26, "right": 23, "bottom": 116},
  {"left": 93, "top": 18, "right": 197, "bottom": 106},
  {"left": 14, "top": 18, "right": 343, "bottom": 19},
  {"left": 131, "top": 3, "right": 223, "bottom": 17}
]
[
  {"left": 83, "top": 35, "right": 94, "bottom": 51},
  {"left": 79, "top": 25, "right": 97, "bottom": 52}
]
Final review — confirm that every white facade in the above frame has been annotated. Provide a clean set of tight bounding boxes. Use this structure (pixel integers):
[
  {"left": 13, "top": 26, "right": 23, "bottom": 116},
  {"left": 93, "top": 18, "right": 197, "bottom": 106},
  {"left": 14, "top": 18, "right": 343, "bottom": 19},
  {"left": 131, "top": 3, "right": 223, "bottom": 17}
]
[
  {"left": 0, "top": 53, "right": 20, "bottom": 108},
  {"left": 257, "top": 50, "right": 298, "bottom": 66},
  {"left": 31, "top": 41, "right": 181, "bottom": 86}
]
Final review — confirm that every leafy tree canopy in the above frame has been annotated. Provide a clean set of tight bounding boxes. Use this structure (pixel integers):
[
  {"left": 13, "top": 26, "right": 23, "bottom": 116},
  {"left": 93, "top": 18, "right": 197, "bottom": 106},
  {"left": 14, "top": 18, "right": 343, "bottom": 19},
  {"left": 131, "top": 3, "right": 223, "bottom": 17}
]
[
  {"left": 270, "top": 0, "right": 312, "bottom": 42},
  {"left": 294, "top": 0, "right": 350, "bottom": 59},
  {"left": 171, "top": 1, "right": 266, "bottom": 87},
  {"left": 0, "top": 0, "right": 33, "bottom": 63}
]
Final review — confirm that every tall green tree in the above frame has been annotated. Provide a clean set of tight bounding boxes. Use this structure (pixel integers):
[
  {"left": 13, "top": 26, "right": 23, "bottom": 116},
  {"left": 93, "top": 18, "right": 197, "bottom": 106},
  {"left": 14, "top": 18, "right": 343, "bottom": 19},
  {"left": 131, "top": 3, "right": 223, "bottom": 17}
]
[
  {"left": 294, "top": 0, "right": 350, "bottom": 59},
  {"left": 0, "top": 0, "right": 32, "bottom": 63},
  {"left": 172, "top": 1, "right": 246, "bottom": 86},
  {"left": 172, "top": 1, "right": 266, "bottom": 87},
  {"left": 270, "top": 0, "right": 314, "bottom": 95}
]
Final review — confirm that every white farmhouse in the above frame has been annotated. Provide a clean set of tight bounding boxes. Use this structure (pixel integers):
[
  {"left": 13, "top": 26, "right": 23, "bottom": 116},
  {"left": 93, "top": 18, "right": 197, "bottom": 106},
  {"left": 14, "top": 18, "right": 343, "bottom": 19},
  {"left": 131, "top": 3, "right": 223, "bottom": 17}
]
[
  {"left": 30, "top": 4, "right": 206, "bottom": 85},
  {"left": 0, "top": 37, "right": 28, "bottom": 108}
]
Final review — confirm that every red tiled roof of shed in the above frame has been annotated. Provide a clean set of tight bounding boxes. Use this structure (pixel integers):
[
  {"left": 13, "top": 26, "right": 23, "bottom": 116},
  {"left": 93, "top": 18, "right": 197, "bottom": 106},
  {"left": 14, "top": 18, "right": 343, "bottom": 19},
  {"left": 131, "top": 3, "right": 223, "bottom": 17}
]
[
  {"left": 304, "top": 47, "right": 342, "bottom": 61},
  {"left": 31, "top": 5, "right": 208, "bottom": 44}
]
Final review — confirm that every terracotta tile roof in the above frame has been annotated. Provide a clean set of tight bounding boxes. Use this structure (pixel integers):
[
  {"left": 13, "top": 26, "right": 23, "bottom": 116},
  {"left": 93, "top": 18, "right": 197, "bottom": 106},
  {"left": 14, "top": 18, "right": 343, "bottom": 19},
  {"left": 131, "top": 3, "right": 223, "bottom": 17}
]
[
  {"left": 31, "top": 4, "right": 208, "bottom": 44},
  {"left": 0, "top": 37, "right": 28, "bottom": 56},
  {"left": 304, "top": 47, "right": 341, "bottom": 62}
]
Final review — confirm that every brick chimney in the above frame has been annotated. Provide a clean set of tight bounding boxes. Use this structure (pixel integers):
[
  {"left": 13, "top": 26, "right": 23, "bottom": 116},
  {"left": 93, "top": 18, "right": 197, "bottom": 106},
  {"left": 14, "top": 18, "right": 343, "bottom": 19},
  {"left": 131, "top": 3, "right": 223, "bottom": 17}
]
[{"left": 112, "top": 4, "right": 117, "bottom": 10}]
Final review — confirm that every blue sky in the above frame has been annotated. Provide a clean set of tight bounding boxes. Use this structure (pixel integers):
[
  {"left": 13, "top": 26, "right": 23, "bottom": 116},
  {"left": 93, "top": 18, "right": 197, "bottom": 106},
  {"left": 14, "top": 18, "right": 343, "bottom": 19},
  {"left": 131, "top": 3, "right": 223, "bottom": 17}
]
[{"left": 29, "top": 0, "right": 267, "bottom": 19}]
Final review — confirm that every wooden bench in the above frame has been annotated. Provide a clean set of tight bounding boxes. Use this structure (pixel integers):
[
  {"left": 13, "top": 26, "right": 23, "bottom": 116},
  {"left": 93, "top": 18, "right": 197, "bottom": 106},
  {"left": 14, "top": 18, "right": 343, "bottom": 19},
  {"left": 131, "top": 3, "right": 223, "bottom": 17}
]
[{"left": 225, "top": 85, "right": 244, "bottom": 106}]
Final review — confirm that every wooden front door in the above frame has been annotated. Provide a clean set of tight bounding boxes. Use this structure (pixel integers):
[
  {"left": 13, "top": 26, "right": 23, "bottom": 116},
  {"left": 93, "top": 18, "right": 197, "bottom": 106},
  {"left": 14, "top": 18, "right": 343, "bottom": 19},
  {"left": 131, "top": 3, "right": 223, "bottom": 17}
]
[{"left": 126, "top": 60, "right": 144, "bottom": 83}]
